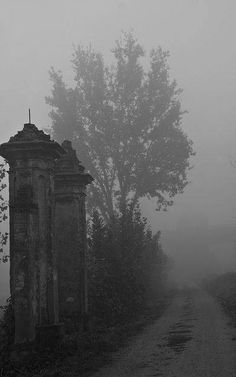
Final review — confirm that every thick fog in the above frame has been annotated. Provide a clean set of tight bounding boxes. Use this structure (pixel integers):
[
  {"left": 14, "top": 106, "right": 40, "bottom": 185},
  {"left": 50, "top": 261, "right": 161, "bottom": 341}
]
[{"left": 1, "top": 0, "right": 236, "bottom": 296}]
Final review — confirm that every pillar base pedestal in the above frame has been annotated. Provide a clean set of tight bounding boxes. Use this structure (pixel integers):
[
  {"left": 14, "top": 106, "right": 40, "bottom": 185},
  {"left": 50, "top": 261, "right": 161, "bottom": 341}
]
[
  {"left": 35, "top": 323, "right": 64, "bottom": 350},
  {"left": 10, "top": 342, "right": 35, "bottom": 362}
]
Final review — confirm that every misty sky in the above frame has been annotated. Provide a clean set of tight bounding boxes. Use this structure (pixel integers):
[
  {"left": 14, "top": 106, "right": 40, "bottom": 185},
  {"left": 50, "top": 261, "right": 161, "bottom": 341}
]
[{"left": 1, "top": 0, "right": 236, "bottom": 291}]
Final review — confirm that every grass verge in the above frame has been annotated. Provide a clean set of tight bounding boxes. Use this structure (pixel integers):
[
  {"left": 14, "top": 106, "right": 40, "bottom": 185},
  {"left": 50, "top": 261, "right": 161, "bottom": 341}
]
[
  {"left": 203, "top": 272, "right": 236, "bottom": 327},
  {"left": 0, "top": 291, "right": 175, "bottom": 377}
]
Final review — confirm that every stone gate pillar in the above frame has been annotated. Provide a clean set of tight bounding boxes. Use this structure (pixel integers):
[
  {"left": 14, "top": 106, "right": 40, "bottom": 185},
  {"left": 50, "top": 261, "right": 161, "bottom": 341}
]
[
  {"left": 0, "top": 123, "right": 65, "bottom": 344},
  {"left": 54, "top": 141, "right": 93, "bottom": 331}
]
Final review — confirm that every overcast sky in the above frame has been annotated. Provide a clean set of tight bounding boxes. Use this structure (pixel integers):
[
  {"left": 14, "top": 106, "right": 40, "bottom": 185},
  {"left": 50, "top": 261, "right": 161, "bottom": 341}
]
[{"left": 1, "top": 0, "right": 236, "bottom": 291}]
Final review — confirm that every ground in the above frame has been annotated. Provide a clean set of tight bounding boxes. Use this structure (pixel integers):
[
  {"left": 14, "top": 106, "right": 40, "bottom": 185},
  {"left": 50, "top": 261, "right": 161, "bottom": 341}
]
[{"left": 89, "top": 288, "right": 236, "bottom": 377}]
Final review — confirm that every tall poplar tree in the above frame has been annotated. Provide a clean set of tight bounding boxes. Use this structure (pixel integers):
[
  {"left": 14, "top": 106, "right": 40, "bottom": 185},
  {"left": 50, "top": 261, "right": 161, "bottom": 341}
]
[{"left": 46, "top": 32, "right": 194, "bottom": 222}]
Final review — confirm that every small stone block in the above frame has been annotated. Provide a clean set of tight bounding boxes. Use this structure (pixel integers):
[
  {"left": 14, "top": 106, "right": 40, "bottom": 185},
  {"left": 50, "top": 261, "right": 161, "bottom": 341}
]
[{"left": 35, "top": 323, "right": 64, "bottom": 350}]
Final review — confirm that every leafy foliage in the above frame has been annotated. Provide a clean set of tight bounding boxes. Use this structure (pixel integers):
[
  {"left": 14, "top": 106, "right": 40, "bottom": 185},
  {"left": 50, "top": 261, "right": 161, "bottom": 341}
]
[
  {"left": 0, "top": 297, "right": 14, "bottom": 370},
  {"left": 87, "top": 207, "right": 170, "bottom": 324},
  {"left": 0, "top": 162, "right": 8, "bottom": 262},
  {"left": 46, "top": 32, "right": 194, "bottom": 221}
]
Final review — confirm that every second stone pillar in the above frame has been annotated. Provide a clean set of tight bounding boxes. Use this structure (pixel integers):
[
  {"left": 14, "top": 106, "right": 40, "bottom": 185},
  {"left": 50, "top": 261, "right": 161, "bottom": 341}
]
[{"left": 55, "top": 141, "right": 93, "bottom": 331}]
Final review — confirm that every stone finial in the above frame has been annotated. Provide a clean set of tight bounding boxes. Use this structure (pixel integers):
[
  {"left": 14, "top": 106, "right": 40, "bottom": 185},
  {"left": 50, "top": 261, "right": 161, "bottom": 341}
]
[
  {"left": 61, "top": 140, "right": 73, "bottom": 151},
  {"left": 61, "top": 140, "right": 84, "bottom": 172},
  {"left": 9, "top": 123, "right": 51, "bottom": 143},
  {"left": 55, "top": 140, "right": 93, "bottom": 188},
  {"left": 57, "top": 140, "right": 85, "bottom": 173},
  {"left": 56, "top": 140, "right": 85, "bottom": 174}
]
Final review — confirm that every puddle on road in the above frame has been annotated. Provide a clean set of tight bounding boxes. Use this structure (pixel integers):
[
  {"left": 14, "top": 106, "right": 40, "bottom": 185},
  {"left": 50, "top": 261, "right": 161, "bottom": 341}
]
[
  {"left": 165, "top": 296, "right": 196, "bottom": 354},
  {"left": 166, "top": 329, "right": 192, "bottom": 353},
  {"left": 149, "top": 293, "right": 197, "bottom": 377}
]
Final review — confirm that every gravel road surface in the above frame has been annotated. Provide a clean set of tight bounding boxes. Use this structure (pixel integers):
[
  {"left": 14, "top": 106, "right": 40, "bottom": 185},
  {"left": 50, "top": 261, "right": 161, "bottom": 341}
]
[{"left": 90, "top": 288, "right": 236, "bottom": 377}]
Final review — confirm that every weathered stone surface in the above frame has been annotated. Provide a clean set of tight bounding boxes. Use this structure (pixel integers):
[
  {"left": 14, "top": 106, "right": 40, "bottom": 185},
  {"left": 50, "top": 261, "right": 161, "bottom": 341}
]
[
  {"left": 55, "top": 140, "right": 93, "bottom": 331},
  {"left": 0, "top": 124, "right": 93, "bottom": 346},
  {"left": 0, "top": 123, "right": 65, "bottom": 345}
]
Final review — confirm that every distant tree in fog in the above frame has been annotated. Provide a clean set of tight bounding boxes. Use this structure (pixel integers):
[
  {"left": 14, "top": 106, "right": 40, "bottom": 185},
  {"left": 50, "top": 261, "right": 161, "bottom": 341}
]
[
  {"left": 46, "top": 32, "right": 194, "bottom": 222},
  {"left": 0, "top": 163, "right": 8, "bottom": 262}
]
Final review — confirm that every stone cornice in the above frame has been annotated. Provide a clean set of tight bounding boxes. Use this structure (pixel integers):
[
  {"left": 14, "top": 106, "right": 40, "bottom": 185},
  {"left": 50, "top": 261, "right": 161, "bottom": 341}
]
[
  {"left": 9, "top": 123, "right": 50, "bottom": 142},
  {"left": 55, "top": 172, "right": 93, "bottom": 186},
  {"left": 0, "top": 123, "right": 65, "bottom": 162}
]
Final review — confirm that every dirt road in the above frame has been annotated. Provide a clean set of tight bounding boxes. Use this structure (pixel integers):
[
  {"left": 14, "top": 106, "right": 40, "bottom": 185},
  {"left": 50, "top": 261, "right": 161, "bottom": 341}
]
[{"left": 90, "top": 288, "right": 236, "bottom": 377}]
